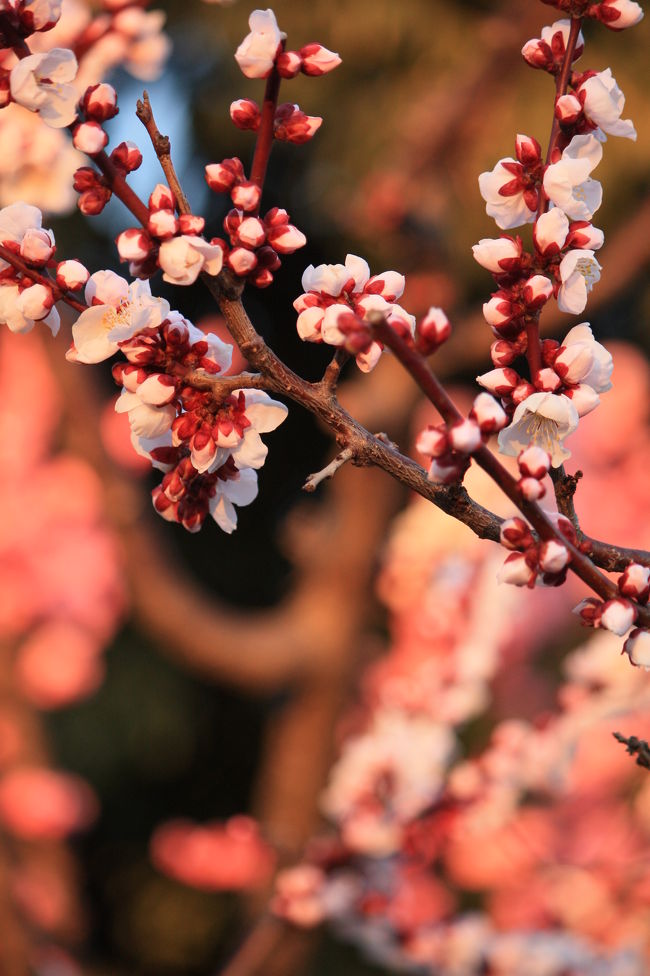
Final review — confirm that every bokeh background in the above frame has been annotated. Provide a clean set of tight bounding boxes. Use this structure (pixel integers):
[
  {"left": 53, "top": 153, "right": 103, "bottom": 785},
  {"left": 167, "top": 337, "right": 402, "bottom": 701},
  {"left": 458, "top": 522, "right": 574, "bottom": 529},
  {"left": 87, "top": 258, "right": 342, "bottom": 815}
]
[{"left": 2, "top": 1, "right": 650, "bottom": 974}]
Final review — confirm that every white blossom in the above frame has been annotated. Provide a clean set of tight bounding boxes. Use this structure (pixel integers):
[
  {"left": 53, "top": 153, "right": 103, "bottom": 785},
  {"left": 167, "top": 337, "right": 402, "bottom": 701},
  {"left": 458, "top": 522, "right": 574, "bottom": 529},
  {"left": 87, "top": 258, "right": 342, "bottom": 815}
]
[
  {"left": 10, "top": 48, "right": 78, "bottom": 128},
  {"left": 543, "top": 135, "right": 603, "bottom": 221},
  {"left": 498, "top": 392, "right": 579, "bottom": 467}
]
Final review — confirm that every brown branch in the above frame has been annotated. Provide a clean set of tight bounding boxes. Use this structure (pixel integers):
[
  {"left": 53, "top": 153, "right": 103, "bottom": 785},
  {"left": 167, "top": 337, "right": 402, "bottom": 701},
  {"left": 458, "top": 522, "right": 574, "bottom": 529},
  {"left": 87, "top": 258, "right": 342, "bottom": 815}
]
[
  {"left": 0, "top": 245, "right": 87, "bottom": 313},
  {"left": 371, "top": 318, "right": 650, "bottom": 624},
  {"left": 320, "top": 348, "right": 350, "bottom": 390},
  {"left": 183, "top": 370, "right": 273, "bottom": 396},
  {"left": 613, "top": 732, "right": 650, "bottom": 770},
  {"left": 136, "top": 91, "right": 192, "bottom": 215}
]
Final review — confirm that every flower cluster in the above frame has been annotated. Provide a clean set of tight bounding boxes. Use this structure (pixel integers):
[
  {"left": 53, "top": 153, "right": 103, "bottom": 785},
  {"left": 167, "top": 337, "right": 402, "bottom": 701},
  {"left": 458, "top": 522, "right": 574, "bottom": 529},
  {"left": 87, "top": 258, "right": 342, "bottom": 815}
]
[
  {"left": 0, "top": 201, "right": 63, "bottom": 335},
  {"left": 116, "top": 183, "right": 224, "bottom": 284},
  {"left": 472, "top": 13, "right": 635, "bottom": 473},
  {"left": 294, "top": 252, "right": 415, "bottom": 372},
  {"left": 65, "top": 267, "right": 287, "bottom": 531}
]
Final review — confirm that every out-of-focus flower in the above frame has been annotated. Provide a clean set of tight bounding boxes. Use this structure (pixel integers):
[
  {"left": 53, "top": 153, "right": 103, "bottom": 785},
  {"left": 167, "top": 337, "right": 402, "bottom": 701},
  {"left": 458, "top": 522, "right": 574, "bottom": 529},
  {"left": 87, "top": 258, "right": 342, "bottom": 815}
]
[{"left": 10, "top": 48, "right": 78, "bottom": 128}]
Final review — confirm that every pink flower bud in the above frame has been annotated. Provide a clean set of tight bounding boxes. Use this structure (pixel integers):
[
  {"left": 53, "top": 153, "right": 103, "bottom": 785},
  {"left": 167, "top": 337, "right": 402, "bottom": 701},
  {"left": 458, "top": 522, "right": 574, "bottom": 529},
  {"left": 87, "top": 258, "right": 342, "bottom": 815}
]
[
  {"left": 230, "top": 98, "right": 261, "bottom": 131},
  {"left": 250, "top": 268, "right": 274, "bottom": 289},
  {"left": 149, "top": 183, "right": 175, "bottom": 211},
  {"left": 415, "top": 425, "right": 449, "bottom": 459},
  {"left": 521, "top": 38, "right": 553, "bottom": 71},
  {"left": 515, "top": 133, "right": 542, "bottom": 166},
  {"left": 500, "top": 517, "right": 533, "bottom": 551},
  {"left": 266, "top": 223, "right": 306, "bottom": 254},
  {"left": 179, "top": 214, "right": 205, "bottom": 235},
  {"left": 483, "top": 293, "right": 515, "bottom": 328},
  {"left": 555, "top": 93, "right": 582, "bottom": 124},
  {"left": 276, "top": 50, "right": 303, "bottom": 78},
  {"left": 448, "top": 418, "right": 482, "bottom": 454},
  {"left": 56, "top": 260, "right": 89, "bottom": 290},
  {"left": 17, "top": 283, "right": 53, "bottom": 320},
  {"left": 622, "top": 629, "right": 650, "bottom": 669},
  {"left": 476, "top": 367, "right": 519, "bottom": 396},
  {"left": 539, "top": 540, "right": 570, "bottom": 573},
  {"left": 299, "top": 43, "right": 342, "bottom": 76},
  {"left": 78, "top": 187, "right": 111, "bottom": 216},
  {"left": 535, "top": 368, "right": 561, "bottom": 392},
  {"left": 498, "top": 552, "right": 536, "bottom": 587},
  {"left": 565, "top": 221, "right": 605, "bottom": 251},
  {"left": 600, "top": 598, "right": 637, "bottom": 636},
  {"left": 522, "top": 274, "right": 553, "bottom": 308},
  {"left": 82, "top": 83, "right": 118, "bottom": 122},
  {"left": 73, "top": 121, "right": 108, "bottom": 155},
  {"left": 20, "top": 228, "right": 54, "bottom": 265},
  {"left": 518, "top": 445, "right": 551, "bottom": 479},
  {"left": 231, "top": 182, "right": 262, "bottom": 213},
  {"left": 205, "top": 159, "right": 244, "bottom": 194},
  {"left": 274, "top": 103, "right": 322, "bottom": 144},
  {"left": 470, "top": 392, "right": 507, "bottom": 434},
  {"left": 110, "top": 141, "right": 142, "bottom": 173},
  {"left": 418, "top": 307, "right": 451, "bottom": 352},
  {"left": 595, "top": 0, "right": 644, "bottom": 31},
  {"left": 116, "top": 227, "right": 152, "bottom": 262},
  {"left": 573, "top": 597, "right": 603, "bottom": 627},
  {"left": 619, "top": 564, "right": 650, "bottom": 604},
  {"left": 227, "top": 247, "right": 258, "bottom": 276},
  {"left": 490, "top": 339, "right": 519, "bottom": 367},
  {"left": 511, "top": 381, "right": 537, "bottom": 405},
  {"left": 517, "top": 476, "right": 546, "bottom": 501},
  {"left": 264, "top": 207, "right": 289, "bottom": 228},
  {"left": 428, "top": 457, "right": 467, "bottom": 485},
  {"left": 472, "top": 236, "right": 522, "bottom": 274},
  {"left": 237, "top": 217, "right": 267, "bottom": 248},
  {"left": 148, "top": 209, "right": 179, "bottom": 240}
]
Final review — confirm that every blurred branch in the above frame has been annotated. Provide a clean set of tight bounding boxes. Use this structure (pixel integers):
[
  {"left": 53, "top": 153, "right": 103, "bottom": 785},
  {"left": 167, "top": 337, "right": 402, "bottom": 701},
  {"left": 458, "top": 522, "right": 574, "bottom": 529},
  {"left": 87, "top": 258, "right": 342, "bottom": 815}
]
[{"left": 613, "top": 732, "right": 650, "bottom": 770}]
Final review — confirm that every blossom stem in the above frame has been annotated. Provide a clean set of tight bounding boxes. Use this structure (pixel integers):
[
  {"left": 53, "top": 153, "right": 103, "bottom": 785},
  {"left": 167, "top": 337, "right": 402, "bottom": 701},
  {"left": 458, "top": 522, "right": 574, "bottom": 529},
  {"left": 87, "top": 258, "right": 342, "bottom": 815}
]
[
  {"left": 0, "top": 15, "right": 31, "bottom": 58},
  {"left": 527, "top": 17, "right": 582, "bottom": 388},
  {"left": 0, "top": 244, "right": 87, "bottom": 313},
  {"left": 371, "top": 318, "right": 648, "bottom": 621},
  {"left": 90, "top": 148, "right": 151, "bottom": 227},
  {"left": 249, "top": 56, "right": 284, "bottom": 215}
]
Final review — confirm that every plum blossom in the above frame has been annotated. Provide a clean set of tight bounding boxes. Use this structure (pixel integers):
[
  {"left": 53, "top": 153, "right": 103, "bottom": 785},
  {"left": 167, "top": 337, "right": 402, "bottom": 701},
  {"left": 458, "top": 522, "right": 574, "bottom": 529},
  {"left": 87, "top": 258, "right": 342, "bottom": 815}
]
[
  {"left": 554, "top": 323, "right": 613, "bottom": 397},
  {"left": 0, "top": 283, "right": 60, "bottom": 336},
  {"left": 478, "top": 158, "right": 537, "bottom": 230},
  {"left": 158, "top": 235, "right": 223, "bottom": 286},
  {"left": 321, "top": 710, "right": 456, "bottom": 856},
  {"left": 209, "top": 464, "right": 259, "bottom": 534},
  {"left": 10, "top": 49, "right": 78, "bottom": 128},
  {"left": 557, "top": 249, "right": 602, "bottom": 314},
  {"left": 0, "top": 202, "right": 54, "bottom": 271},
  {"left": 498, "top": 392, "right": 579, "bottom": 466},
  {"left": 543, "top": 135, "right": 603, "bottom": 221},
  {"left": 235, "top": 8, "right": 285, "bottom": 79},
  {"left": 71, "top": 272, "right": 170, "bottom": 363},
  {"left": 595, "top": 0, "right": 644, "bottom": 31},
  {"left": 472, "top": 236, "right": 522, "bottom": 273},
  {"left": 576, "top": 69, "right": 636, "bottom": 141},
  {"left": 294, "top": 254, "right": 413, "bottom": 373}
]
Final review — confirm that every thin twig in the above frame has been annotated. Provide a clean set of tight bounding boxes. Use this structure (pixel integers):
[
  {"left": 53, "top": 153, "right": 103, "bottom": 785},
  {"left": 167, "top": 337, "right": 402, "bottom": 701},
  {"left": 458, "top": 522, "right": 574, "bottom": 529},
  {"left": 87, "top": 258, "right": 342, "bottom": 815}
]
[
  {"left": 136, "top": 91, "right": 192, "bottom": 215},
  {"left": 320, "top": 348, "right": 350, "bottom": 390},
  {"left": 303, "top": 447, "right": 354, "bottom": 492},
  {"left": 0, "top": 244, "right": 87, "bottom": 313},
  {"left": 613, "top": 732, "right": 650, "bottom": 771}
]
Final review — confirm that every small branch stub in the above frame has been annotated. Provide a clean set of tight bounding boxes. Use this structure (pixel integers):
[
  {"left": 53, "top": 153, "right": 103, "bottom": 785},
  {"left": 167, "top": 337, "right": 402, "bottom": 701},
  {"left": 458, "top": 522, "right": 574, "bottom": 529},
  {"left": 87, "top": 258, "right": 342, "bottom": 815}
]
[{"left": 303, "top": 448, "right": 354, "bottom": 492}]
